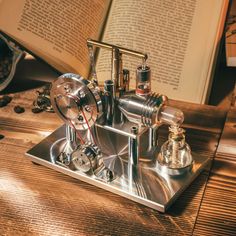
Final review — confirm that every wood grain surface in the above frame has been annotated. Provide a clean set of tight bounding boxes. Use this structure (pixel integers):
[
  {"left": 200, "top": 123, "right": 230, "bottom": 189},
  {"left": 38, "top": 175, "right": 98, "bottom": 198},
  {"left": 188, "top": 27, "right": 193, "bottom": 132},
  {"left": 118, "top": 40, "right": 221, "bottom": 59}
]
[
  {"left": 0, "top": 86, "right": 233, "bottom": 236},
  {"left": 193, "top": 107, "right": 236, "bottom": 236}
]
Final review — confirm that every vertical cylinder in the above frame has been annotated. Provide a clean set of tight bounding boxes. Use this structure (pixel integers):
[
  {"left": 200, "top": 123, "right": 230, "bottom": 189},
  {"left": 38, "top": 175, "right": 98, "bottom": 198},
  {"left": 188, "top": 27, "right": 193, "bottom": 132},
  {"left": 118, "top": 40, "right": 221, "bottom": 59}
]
[
  {"left": 63, "top": 124, "right": 78, "bottom": 165},
  {"left": 104, "top": 80, "right": 114, "bottom": 125},
  {"left": 148, "top": 126, "right": 158, "bottom": 151},
  {"left": 123, "top": 69, "right": 130, "bottom": 91},
  {"left": 112, "top": 47, "right": 121, "bottom": 98},
  {"left": 136, "top": 66, "right": 151, "bottom": 96},
  {"left": 66, "top": 124, "right": 77, "bottom": 143},
  {"left": 128, "top": 126, "right": 139, "bottom": 166}
]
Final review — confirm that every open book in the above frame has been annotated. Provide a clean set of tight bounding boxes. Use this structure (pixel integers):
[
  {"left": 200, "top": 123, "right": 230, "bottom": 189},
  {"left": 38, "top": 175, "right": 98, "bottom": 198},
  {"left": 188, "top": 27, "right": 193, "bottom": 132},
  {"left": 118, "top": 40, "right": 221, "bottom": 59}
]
[{"left": 0, "top": 0, "right": 229, "bottom": 103}]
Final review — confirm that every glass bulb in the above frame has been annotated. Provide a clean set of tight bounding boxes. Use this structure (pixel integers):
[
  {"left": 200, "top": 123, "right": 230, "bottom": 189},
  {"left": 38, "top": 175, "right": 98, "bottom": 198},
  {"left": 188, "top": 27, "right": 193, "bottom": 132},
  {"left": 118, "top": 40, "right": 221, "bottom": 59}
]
[
  {"left": 157, "top": 126, "right": 193, "bottom": 175},
  {"left": 136, "top": 65, "right": 151, "bottom": 96},
  {"left": 159, "top": 105, "right": 184, "bottom": 126},
  {"left": 160, "top": 135, "right": 192, "bottom": 169}
]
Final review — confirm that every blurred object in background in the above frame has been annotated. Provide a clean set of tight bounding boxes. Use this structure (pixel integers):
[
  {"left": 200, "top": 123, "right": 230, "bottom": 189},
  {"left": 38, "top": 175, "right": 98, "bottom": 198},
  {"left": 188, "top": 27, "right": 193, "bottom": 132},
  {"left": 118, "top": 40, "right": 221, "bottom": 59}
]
[
  {"left": 225, "top": 0, "right": 236, "bottom": 66},
  {"left": 0, "top": 33, "right": 58, "bottom": 93},
  {"left": 0, "top": 34, "right": 25, "bottom": 91}
]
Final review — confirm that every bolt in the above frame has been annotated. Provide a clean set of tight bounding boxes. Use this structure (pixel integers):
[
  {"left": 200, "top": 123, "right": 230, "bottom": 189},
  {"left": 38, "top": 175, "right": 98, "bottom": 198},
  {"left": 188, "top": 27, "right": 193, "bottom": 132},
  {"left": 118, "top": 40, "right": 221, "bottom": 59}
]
[
  {"left": 131, "top": 126, "right": 138, "bottom": 135},
  {"left": 105, "top": 169, "right": 114, "bottom": 182},
  {"left": 78, "top": 115, "right": 84, "bottom": 121}
]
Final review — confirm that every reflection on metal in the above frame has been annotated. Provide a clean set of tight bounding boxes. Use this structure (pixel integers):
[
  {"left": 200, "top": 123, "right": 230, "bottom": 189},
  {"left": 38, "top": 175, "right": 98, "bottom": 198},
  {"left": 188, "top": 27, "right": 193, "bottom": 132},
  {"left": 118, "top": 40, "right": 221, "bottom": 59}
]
[
  {"left": 27, "top": 125, "right": 209, "bottom": 212},
  {"left": 26, "top": 40, "right": 209, "bottom": 212}
]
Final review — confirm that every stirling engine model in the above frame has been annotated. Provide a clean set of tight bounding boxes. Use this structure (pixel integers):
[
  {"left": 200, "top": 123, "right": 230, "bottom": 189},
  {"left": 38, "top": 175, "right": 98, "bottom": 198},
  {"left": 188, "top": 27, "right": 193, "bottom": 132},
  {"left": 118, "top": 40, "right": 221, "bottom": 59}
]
[{"left": 27, "top": 39, "right": 208, "bottom": 212}]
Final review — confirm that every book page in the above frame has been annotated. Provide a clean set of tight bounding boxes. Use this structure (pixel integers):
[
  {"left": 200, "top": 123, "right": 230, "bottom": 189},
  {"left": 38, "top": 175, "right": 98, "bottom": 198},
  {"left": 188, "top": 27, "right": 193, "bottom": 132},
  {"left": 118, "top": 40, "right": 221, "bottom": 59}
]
[
  {"left": 0, "top": 0, "right": 110, "bottom": 78},
  {"left": 96, "top": 0, "right": 228, "bottom": 103}
]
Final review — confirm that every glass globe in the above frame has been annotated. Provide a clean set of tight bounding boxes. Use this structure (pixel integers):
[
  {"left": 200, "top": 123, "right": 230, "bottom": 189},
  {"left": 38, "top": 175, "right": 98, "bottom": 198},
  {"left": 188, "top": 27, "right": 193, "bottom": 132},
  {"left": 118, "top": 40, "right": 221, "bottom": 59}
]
[{"left": 157, "top": 126, "right": 193, "bottom": 174}]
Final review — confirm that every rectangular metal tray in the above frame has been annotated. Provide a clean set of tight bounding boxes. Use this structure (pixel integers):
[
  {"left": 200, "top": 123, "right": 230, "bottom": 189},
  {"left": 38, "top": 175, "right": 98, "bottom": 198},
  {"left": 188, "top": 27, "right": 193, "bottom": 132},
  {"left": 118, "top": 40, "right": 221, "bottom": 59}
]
[{"left": 26, "top": 125, "right": 209, "bottom": 212}]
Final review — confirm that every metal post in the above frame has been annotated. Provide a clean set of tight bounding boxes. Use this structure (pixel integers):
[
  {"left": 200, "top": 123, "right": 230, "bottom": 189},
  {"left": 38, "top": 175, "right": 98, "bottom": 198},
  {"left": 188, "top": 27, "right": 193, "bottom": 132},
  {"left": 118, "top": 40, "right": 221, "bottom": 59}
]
[
  {"left": 148, "top": 126, "right": 158, "bottom": 151},
  {"left": 66, "top": 124, "right": 76, "bottom": 143},
  {"left": 128, "top": 126, "right": 139, "bottom": 166},
  {"left": 112, "top": 47, "right": 121, "bottom": 98}
]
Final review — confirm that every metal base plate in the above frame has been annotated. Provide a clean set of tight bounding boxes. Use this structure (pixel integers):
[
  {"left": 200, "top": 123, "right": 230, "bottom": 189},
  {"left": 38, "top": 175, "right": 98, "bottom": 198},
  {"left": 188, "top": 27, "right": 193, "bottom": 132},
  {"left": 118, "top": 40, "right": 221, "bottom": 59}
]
[{"left": 26, "top": 125, "right": 209, "bottom": 212}]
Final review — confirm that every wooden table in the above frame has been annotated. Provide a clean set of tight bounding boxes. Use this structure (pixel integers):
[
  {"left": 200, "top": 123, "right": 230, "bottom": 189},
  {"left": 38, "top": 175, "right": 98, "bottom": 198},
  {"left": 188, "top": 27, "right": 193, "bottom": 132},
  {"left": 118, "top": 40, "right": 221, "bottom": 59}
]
[{"left": 0, "top": 84, "right": 235, "bottom": 236}]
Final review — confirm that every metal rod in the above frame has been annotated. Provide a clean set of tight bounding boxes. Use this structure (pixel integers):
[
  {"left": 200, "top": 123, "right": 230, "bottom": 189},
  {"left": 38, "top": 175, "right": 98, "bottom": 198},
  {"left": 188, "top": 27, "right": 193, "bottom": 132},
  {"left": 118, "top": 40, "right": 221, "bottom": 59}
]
[
  {"left": 128, "top": 126, "right": 139, "bottom": 166},
  {"left": 87, "top": 39, "right": 148, "bottom": 60},
  {"left": 148, "top": 126, "right": 158, "bottom": 151},
  {"left": 66, "top": 124, "right": 76, "bottom": 143},
  {"left": 112, "top": 47, "right": 120, "bottom": 97},
  {"left": 104, "top": 80, "right": 114, "bottom": 125}
]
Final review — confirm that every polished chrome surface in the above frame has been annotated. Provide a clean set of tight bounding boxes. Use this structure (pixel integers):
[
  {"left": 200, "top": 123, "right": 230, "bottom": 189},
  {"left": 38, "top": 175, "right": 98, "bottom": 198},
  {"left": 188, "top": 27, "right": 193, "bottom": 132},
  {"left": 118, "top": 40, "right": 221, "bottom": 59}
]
[
  {"left": 50, "top": 73, "right": 102, "bottom": 130},
  {"left": 26, "top": 125, "right": 209, "bottom": 212},
  {"left": 128, "top": 126, "right": 139, "bottom": 166},
  {"left": 148, "top": 126, "right": 158, "bottom": 151},
  {"left": 87, "top": 39, "right": 147, "bottom": 96},
  {"left": 59, "top": 125, "right": 78, "bottom": 165},
  {"left": 118, "top": 93, "right": 168, "bottom": 126},
  {"left": 71, "top": 143, "right": 100, "bottom": 173},
  {"left": 26, "top": 40, "right": 208, "bottom": 212},
  {"left": 112, "top": 47, "right": 122, "bottom": 94},
  {"left": 104, "top": 80, "right": 114, "bottom": 124}
]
